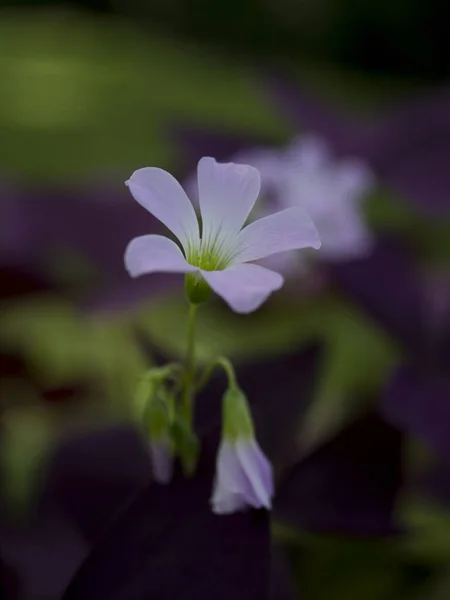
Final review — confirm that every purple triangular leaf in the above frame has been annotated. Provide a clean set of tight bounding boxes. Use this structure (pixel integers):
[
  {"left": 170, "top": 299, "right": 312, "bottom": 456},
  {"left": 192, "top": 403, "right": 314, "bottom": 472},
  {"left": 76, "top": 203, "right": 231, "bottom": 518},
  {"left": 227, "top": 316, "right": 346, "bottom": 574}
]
[
  {"left": 367, "top": 86, "right": 450, "bottom": 216},
  {"left": 274, "top": 412, "right": 403, "bottom": 536},
  {"left": 0, "top": 513, "right": 87, "bottom": 600}
]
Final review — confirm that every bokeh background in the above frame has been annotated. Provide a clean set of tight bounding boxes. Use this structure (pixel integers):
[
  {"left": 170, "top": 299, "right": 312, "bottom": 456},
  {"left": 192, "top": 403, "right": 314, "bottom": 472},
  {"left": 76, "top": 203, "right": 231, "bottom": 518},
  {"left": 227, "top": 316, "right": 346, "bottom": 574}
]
[{"left": 0, "top": 0, "right": 449, "bottom": 599}]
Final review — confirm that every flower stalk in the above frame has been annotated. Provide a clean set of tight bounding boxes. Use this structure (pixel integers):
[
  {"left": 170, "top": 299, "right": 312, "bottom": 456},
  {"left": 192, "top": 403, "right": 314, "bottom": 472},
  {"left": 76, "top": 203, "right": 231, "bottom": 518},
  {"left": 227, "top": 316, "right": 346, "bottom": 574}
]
[{"left": 181, "top": 302, "right": 197, "bottom": 426}]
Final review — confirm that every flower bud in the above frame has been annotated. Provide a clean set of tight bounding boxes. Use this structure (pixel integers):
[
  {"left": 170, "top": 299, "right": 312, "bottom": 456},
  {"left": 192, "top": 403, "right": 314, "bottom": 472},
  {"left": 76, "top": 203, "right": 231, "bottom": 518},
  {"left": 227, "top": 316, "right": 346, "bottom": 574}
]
[{"left": 211, "top": 387, "right": 274, "bottom": 514}]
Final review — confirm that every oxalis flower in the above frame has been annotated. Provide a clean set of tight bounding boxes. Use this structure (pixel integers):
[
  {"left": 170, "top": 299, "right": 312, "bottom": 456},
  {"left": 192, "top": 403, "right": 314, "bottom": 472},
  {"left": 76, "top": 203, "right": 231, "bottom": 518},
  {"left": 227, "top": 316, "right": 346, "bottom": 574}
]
[
  {"left": 235, "top": 135, "right": 374, "bottom": 263},
  {"left": 124, "top": 157, "right": 321, "bottom": 313},
  {"left": 211, "top": 387, "right": 274, "bottom": 514}
]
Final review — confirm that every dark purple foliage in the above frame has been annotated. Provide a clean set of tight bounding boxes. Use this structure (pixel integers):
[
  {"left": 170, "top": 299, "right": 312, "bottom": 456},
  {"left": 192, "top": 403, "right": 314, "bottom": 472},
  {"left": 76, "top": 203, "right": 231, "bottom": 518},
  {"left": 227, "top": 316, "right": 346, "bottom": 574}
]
[
  {"left": 40, "top": 426, "right": 153, "bottom": 545},
  {"left": 382, "top": 365, "right": 450, "bottom": 460},
  {"left": 260, "top": 71, "right": 370, "bottom": 157},
  {"left": 326, "top": 236, "right": 427, "bottom": 357},
  {"left": 175, "top": 74, "right": 450, "bottom": 217},
  {"left": 62, "top": 428, "right": 270, "bottom": 600},
  {"left": 0, "top": 178, "right": 175, "bottom": 312},
  {"left": 1, "top": 180, "right": 157, "bottom": 278},
  {"left": 173, "top": 126, "right": 272, "bottom": 177},
  {"left": 366, "top": 86, "right": 450, "bottom": 216},
  {"left": 269, "top": 546, "right": 297, "bottom": 600},
  {"left": 0, "top": 513, "right": 87, "bottom": 600},
  {"left": 274, "top": 412, "right": 403, "bottom": 536},
  {"left": 261, "top": 73, "right": 450, "bottom": 216}
]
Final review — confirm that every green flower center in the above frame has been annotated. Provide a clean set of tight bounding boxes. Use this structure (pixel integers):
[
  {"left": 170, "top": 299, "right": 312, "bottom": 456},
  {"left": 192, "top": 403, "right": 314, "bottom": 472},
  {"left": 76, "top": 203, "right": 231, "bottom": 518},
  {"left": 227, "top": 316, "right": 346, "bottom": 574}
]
[{"left": 186, "top": 237, "right": 234, "bottom": 271}]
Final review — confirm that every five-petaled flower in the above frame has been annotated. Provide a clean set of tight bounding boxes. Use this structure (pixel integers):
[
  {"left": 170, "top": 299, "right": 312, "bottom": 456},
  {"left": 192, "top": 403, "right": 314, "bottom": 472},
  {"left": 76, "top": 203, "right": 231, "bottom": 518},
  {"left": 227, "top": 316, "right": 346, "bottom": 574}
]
[{"left": 124, "top": 157, "right": 321, "bottom": 313}]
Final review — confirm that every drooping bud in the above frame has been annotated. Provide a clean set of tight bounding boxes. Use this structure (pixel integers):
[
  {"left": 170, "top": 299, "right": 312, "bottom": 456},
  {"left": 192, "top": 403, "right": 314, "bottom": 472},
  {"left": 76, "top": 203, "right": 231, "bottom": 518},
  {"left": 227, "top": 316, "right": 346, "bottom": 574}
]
[
  {"left": 134, "top": 369, "right": 177, "bottom": 485},
  {"left": 146, "top": 390, "right": 174, "bottom": 484},
  {"left": 211, "top": 387, "right": 274, "bottom": 515}
]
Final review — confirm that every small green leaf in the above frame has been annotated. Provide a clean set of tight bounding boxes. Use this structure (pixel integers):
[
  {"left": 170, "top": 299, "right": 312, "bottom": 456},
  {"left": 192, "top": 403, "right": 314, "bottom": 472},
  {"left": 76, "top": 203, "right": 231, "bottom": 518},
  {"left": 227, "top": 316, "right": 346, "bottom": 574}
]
[
  {"left": 1, "top": 407, "right": 54, "bottom": 513},
  {"left": 0, "top": 296, "right": 150, "bottom": 417},
  {"left": 294, "top": 535, "right": 404, "bottom": 600},
  {"left": 398, "top": 498, "right": 450, "bottom": 565}
]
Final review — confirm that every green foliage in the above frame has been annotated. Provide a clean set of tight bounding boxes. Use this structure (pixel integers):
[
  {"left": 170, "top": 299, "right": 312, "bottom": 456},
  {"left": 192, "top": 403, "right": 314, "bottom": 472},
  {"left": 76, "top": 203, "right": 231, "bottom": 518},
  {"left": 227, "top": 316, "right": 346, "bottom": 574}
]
[
  {"left": 0, "top": 10, "right": 285, "bottom": 180},
  {"left": 0, "top": 295, "right": 148, "bottom": 416},
  {"left": 0, "top": 406, "right": 54, "bottom": 513},
  {"left": 365, "top": 188, "right": 450, "bottom": 262},
  {"left": 300, "top": 296, "right": 400, "bottom": 450},
  {"left": 295, "top": 537, "right": 405, "bottom": 600},
  {"left": 136, "top": 292, "right": 326, "bottom": 364},
  {"left": 399, "top": 499, "right": 450, "bottom": 565}
]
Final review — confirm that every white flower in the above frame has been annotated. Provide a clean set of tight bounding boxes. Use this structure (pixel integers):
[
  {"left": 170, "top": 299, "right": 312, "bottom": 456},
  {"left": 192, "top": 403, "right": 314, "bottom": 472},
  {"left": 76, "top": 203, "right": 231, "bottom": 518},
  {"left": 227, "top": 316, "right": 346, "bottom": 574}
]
[
  {"left": 211, "top": 438, "right": 274, "bottom": 514},
  {"left": 211, "top": 386, "right": 274, "bottom": 514},
  {"left": 124, "top": 157, "right": 321, "bottom": 313}
]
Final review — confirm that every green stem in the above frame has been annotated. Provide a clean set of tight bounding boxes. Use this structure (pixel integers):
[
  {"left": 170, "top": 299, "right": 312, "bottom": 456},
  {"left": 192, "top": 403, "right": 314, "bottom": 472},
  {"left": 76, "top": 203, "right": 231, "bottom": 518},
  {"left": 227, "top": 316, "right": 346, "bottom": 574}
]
[
  {"left": 182, "top": 303, "right": 198, "bottom": 424},
  {"left": 195, "top": 356, "right": 237, "bottom": 392}
]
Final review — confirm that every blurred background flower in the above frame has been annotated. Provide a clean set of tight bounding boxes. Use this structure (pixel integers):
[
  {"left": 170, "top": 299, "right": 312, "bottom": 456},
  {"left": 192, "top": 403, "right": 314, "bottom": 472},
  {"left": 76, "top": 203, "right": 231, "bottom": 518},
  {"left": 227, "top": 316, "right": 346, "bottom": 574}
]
[{"left": 0, "top": 1, "right": 449, "bottom": 599}]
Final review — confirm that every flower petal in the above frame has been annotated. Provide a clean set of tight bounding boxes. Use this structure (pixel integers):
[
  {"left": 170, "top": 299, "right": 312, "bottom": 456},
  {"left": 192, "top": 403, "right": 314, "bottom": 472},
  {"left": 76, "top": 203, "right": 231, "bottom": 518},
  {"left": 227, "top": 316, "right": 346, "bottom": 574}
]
[
  {"left": 235, "top": 207, "right": 321, "bottom": 263},
  {"left": 201, "top": 264, "right": 283, "bottom": 314},
  {"left": 124, "top": 235, "right": 197, "bottom": 278},
  {"left": 126, "top": 168, "right": 199, "bottom": 250},
  {"left": 334, "top": 159, "right": 374, "bottom": 200},
  {"left": 211, "top": 440, "right": 273, "bottom": 515},
  {"left": 211, "top": 441, "right": 258, "bottom": 514},
  {"left": 236, "top": 440, "right": 274, "bottom": 508},
  {"left": 285, "top": 135, "right": 331, "bottom": 172},
  {"left": 197, "top": 157, "right": 261, "bottom": 251},
  {"left": 316, "top": 207, "right": 374, "bottom": 261},
  {"left": 149, "top": 440, "right": 173, "bottom": 484},
  {"left": 232, "top": 147, "right": 287, "bottom": 189}
]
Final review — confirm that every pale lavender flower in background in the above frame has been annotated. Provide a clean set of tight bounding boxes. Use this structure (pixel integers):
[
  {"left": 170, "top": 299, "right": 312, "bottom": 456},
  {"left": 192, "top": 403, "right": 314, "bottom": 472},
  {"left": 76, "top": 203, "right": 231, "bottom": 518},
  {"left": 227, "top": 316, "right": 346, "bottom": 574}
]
[
  {"left": 124, "top": 157, "right": 321, "bottom": 313},
  {"left": 234, "top": 134, "right": 375, "bottom": 264},
  {"left": 211, "top": 438, "right": 274, "bottom": 514}
]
